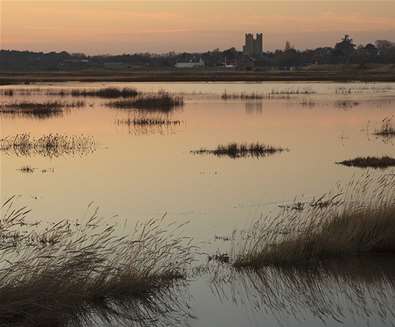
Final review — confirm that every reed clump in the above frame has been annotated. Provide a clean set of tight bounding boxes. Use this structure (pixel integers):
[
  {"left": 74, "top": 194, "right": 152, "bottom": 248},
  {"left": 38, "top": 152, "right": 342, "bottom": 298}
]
[
  {"left": 335, "top": 100, "right": 360, "bottom": 109},
  {"left": 337, "top": 156, "right": 395, "bottom": 168},
  {"left": 231, "top": 174, "right": 395, "bottom": 268},
  {"left": 116, "top": 118, "right": 181, "bottom": 126},
  {"left": 18, "top": 165, "right": 35, "bottom": 173},
  {"left": 191, "top": 142, "right": 287, "bottom": 159},
  {"left": 0, "top": 101, "right": 85, "bottom": 119},
  {"left": 67, "top": 87, "right": 139, "bottom": 98},
  {"left": 0, "top": 133, "right": 95, "bottom": 157},
  {"left": 374, "top": 117, "right": 395, "bottom": 138},
  {"left": 108, "top": 93, "right": 184, "bottom": 112},
  {"left": 0, "top": 101, "right": 84, "bottom": 110},
  {"left": 221, "top": 92, "right": 264, "bottom": 100},
  {"left": 0, "top": 198, "right": 195, "bottom": 326},
  {"left": 0, "top": 101, "right": 84, "bottom": 119},
  {"left": 0, "top": 89, "right": 14, "bottom": 96},
  {"left": 221, "top": 89, "right": 315, "bottom": 101}
]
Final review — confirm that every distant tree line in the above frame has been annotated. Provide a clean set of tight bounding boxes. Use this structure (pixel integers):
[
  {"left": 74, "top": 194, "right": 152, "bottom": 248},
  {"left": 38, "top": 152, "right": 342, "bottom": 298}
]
[
  {"left": 260, "top": 36, "right": 395, "bottom": 69},
  {"left": 1, "top": 35, "right": 395, "bottom": 71}
]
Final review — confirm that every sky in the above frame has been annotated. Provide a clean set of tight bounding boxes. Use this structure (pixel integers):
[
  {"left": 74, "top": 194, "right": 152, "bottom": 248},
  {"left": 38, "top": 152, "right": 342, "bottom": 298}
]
[{"left": 1, "top": 1, "right": 395, "bottom": 55}]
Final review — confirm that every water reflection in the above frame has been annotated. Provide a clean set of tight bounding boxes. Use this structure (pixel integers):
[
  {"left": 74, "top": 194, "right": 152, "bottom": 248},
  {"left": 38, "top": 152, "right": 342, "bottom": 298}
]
[
  {"left": 115, "top": 113, "right": 183, "bottom": 136},
  {"left": 245, "top": 101, "right": 263, "bottom": 114},
  {"left": 0, "top": 109, "right": 64, "bottom": 120},
  {"left": 63, "top": 281, "right": 192, "bottom": 327},
  {"left": 211, "top": 257, "right": 395, "bottom": 326}
]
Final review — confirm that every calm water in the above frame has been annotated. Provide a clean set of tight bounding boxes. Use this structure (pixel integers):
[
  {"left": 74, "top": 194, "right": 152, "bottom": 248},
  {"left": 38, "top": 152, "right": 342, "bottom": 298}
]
[{"left": 1, "top": 82, "right": 395, "bottom": 326}]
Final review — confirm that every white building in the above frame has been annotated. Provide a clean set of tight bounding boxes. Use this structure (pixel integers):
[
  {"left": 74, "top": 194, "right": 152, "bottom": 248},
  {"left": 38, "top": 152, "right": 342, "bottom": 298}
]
[{"left": 175, "top": 58, "right": 205, "bottom": 68}]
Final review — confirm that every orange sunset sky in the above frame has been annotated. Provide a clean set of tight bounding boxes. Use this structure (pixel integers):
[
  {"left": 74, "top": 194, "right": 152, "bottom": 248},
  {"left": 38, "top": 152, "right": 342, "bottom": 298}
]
[{"left": 1, "top": 1, "right": 395, "bottom": 54}]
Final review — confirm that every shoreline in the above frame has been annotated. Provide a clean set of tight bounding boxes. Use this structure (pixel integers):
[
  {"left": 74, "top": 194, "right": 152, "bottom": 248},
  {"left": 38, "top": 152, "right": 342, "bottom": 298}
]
[{"left": 1, "top": 69, "right": 395, "bottom": 84}]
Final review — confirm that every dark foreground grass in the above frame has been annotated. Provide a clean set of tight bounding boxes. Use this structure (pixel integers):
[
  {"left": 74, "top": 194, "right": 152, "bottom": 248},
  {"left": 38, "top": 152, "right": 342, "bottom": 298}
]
[
  {"left": 108, "top": 93, "right": 184, "bottom": 112},
  {"left": 337, "top": 156, "right": 395, "bottom": 168},
  {"left": 0, "top": 133, "right": 95, "bottom": 157},
  {"left": 0, "top": 198, "right": 195, "bottom": 327},
  {"left": 191, "top": 142, "right": 288, "bottom": 159},
  {"left": 230, "top": 174, "right": 395, "bottom": 268}
]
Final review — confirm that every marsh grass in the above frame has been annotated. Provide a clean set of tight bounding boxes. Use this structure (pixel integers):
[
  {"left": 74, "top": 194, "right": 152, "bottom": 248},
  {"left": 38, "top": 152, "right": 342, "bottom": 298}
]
[
  {"left": 0, "top": 89, "right": 14, "bottom": 96},
  {"left": 115, "top": 116, "right": 182, "bottom": 136},
  {"left": 18, "top": 165, "right": 35, "bottom": 173},
  {"left": 64, "top": 87, "right": 138, "bottom": 98},
  {"left": 116, "top": 118, "right": 181, "bottom": 126},
  {"left": 337, "top": 156, "right": 395, "bottom": 168},
  {"left": 221, "top": 89, "right": 315, "bottom": 101},
  {"left": 0, "top": 133, "right": 96, "bottom": 157},
  {"left": 230, "top": 174, "right": 395, "bottom": 268},
  {"left": 0, "top": 101, "right": 84, "bottom": 110},
  {"left": 221, "top": 92, "right": 264, "bottom": 100},
  {"left": 191, "top": 143, "right": 288, "bottom": 159},
  {"left": 335, "top": 100, "right": 360, "bottom": 109},
  {"left": 0, "top": 101, "right": 84, "bottom": 119},
  {"left": 0, "top": 88, "right": 139, "bottom": 98},
  {"left": 0, "top": 88, "right": 43, "bottom": 96},
  {"left": 0, "top": 197, "right": 195, "bottom": 326},
  {"left": 374, "top": 116, "right": 395, "bottom": 138},
  {"left": 108, "top": 93, "right": 184, "bottom": 112}
]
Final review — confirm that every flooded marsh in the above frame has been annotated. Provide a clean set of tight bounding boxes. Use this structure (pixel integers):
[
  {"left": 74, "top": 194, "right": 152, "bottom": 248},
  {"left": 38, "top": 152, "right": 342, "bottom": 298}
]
[{"left": 1, "top": 81, "right": 395, "bottom": 326}]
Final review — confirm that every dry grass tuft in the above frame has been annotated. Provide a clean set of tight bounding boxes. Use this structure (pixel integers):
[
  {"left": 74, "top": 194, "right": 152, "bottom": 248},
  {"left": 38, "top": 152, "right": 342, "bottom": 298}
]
[
  {"left": 108, "top": 92, "right": 184, "bottom": 112},
  {"left": 231, "top": 174, "right": 395, "bottom": 268},
  {"left": 0, "top": 133, "right": 95, "bottom": 157},
  {"left": 191, "top": 143, "right": 288, "bottom": 159}
]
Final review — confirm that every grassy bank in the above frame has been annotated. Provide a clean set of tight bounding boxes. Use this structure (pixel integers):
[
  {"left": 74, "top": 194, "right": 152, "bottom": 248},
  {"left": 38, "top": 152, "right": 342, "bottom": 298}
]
[
  {"left": 230, "top": 174, "right": 395, "bottom": 268},
  {"left": 2, "top": 67, "right": 395, "bottom": 84}
]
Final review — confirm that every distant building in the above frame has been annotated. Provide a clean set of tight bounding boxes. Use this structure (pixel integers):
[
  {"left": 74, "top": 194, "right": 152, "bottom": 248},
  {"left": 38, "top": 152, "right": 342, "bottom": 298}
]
[
  {"left": 243, "top": 33, "right": 263, "bottom": 57},
  {"left": 175, "top": 58, "right": 205, "bottom": 68}
]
